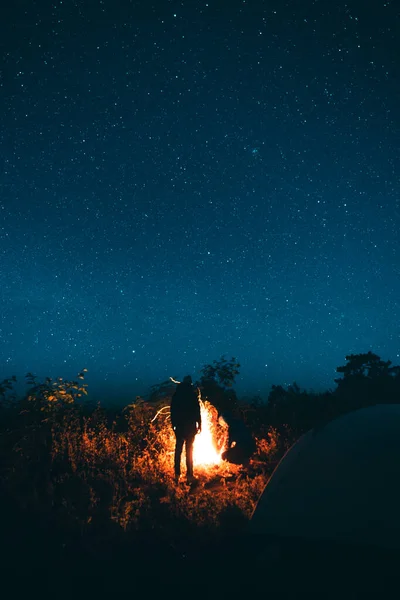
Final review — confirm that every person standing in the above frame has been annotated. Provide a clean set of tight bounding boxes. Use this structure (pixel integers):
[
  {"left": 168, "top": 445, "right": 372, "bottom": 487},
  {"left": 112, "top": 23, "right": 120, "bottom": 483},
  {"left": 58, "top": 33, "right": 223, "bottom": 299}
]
[{"left": 170, "top": 375, "right": 201, "bottom": 483}]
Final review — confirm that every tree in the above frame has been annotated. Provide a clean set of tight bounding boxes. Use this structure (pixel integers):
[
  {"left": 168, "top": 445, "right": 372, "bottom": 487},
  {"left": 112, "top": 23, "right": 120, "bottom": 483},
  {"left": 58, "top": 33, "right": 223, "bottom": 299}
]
[
  {"left": 334, "top": 351, "right": 400, "bottom": 409},
  {"left": 198, "top": 356, "right": 240, "bottom": 414},
  {"left": 199, "top": 355, "right": 240, "bottom": 389},
  {"left": 335, "top": 352, "right": 392, "bottom": 382}
]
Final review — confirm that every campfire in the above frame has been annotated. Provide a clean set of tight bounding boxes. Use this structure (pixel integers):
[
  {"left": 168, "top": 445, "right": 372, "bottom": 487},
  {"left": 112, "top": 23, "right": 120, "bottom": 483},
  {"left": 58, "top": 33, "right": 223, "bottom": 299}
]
[
  {"left": 151, "top": 379, "right": 231, "bottom": 476},
  {"left": 163, "top": 377, "right": 227, "bottom": 469},
  {"left": 193, "top": 401, "right": 223, "bottom": 467}
]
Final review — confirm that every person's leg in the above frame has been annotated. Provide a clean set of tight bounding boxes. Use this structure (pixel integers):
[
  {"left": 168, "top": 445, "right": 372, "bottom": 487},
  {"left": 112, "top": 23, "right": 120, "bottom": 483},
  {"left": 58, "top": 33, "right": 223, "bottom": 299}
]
[
  {"left": 185, "top": 433, "right": 196, "bottom": 478},
  {"left": 174, "top": 432, "right": 184, "bottom": 478}
]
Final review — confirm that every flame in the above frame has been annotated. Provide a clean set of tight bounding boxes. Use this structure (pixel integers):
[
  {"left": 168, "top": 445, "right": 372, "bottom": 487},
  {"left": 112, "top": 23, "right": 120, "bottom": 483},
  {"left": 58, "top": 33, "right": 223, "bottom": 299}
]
[{"left": 193, "top": 401, "right": 222, "bottom": 466}]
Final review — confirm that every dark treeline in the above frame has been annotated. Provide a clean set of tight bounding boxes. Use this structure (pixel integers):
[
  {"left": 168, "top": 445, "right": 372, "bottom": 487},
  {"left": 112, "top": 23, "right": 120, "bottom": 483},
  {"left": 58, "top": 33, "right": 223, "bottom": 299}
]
[
  {"left": 246, "top": 351, "right": 400, "bottom": 450},
  {"left": 174, "top": 351, "right": 400, "bottom": 453},
  {"left": 0, "top": 350, "right": 399, "bottom": 591}
]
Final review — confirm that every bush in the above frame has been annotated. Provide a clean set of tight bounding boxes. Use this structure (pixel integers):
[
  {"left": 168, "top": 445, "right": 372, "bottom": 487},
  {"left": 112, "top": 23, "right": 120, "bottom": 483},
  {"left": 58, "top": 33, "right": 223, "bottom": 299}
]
[{"left": 0, "top": 372, "right": 275, "bottom": 564}]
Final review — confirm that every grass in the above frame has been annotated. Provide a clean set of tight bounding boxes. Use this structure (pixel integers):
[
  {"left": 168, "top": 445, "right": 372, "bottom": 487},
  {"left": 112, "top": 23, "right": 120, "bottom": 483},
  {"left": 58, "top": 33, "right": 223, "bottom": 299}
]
[
  {"left": 0, "top": 374, "right": 279, "bottom": 575},
  {"left": 3, "top": 367, "right": 397, "bottom": 595}
]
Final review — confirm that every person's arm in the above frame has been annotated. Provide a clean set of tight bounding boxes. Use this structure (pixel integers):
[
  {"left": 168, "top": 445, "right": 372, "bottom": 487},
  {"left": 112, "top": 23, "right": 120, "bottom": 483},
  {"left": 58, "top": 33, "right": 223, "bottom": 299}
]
[
  {"left": 195, "top": 389, "right": 201, "bottom": 432},
  {"left": 170, "top": 392, "right": 177, "bottom": 429}
]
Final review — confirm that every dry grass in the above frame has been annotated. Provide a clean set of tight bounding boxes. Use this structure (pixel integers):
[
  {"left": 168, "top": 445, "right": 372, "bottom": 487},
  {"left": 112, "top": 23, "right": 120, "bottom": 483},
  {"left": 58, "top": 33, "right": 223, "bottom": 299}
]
[{"left": 0, "top": 382, "right": 278, "bottom": 560}]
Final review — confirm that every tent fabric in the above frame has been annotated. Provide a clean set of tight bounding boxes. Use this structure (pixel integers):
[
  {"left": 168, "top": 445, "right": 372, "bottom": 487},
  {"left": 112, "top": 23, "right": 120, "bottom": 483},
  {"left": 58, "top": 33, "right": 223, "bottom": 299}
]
[{"left": 250, "top": 404, "right": 400, "bottom": 550}]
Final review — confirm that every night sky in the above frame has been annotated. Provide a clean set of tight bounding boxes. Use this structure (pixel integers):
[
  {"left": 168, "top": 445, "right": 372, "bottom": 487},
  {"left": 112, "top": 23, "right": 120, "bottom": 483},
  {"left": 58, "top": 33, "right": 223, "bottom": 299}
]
[{"left": 1, "top": 0, "right": 399, "bottom": 404}]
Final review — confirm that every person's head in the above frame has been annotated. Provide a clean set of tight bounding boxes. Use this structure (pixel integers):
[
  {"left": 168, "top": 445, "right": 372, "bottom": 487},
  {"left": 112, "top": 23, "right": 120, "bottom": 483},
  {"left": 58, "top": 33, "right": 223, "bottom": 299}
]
[{"left": 182, "top": 375, "right": 192, "bottom": 385}]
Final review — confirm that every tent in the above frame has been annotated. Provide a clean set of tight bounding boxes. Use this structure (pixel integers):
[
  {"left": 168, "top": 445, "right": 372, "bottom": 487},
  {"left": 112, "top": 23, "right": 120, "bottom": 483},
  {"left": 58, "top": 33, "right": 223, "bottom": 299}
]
[{"left": 250, "top": 404, "right": 400, "bottom": 551}]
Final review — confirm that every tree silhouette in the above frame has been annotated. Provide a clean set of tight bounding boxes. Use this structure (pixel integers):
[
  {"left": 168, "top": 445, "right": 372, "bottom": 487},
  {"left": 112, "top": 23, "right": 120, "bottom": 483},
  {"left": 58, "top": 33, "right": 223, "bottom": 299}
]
[
  {"left": 199, "top": 355, "right": 240, "bottom": 388},
  {"left": 198, "top": 355, "right": 240, "bottom": 414},
  {"left": 335, "top": 351, "right": 392, "bottom": 381},
  {"left": 334, "top": 351, "right": 400, "bottom": 410}
]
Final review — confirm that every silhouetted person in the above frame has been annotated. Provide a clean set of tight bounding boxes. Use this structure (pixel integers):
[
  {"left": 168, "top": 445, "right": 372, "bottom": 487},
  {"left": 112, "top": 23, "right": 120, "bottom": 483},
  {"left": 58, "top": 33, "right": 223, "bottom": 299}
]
[
  {"left": 170, "top": 375, "right": 201, "bottom": 483},
  {"left": 220, "top": 410, "right": 256, "bottom": 465}
]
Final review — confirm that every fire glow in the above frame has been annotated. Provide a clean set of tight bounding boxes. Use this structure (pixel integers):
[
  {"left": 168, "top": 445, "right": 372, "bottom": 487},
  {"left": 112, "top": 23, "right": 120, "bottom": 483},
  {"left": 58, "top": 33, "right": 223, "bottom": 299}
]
[
  {"left": 193, "top": 401, "right": 223, "bottom": 467},
  {"left": 166, "top": 377, "right": 226, "bottom": 470}
]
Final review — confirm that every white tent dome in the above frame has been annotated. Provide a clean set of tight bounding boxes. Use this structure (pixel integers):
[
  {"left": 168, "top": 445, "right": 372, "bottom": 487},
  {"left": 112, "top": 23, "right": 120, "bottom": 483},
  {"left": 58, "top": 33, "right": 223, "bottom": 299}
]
[{"left": 250, "top": 404, "right": 400, "bottom": 550}]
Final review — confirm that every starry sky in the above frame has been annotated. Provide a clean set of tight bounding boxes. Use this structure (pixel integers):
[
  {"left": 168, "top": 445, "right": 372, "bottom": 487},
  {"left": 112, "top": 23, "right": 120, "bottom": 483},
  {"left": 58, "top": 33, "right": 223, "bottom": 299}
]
[{"left": 1, "top": 0, "right": 399, "bottom": 404}]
